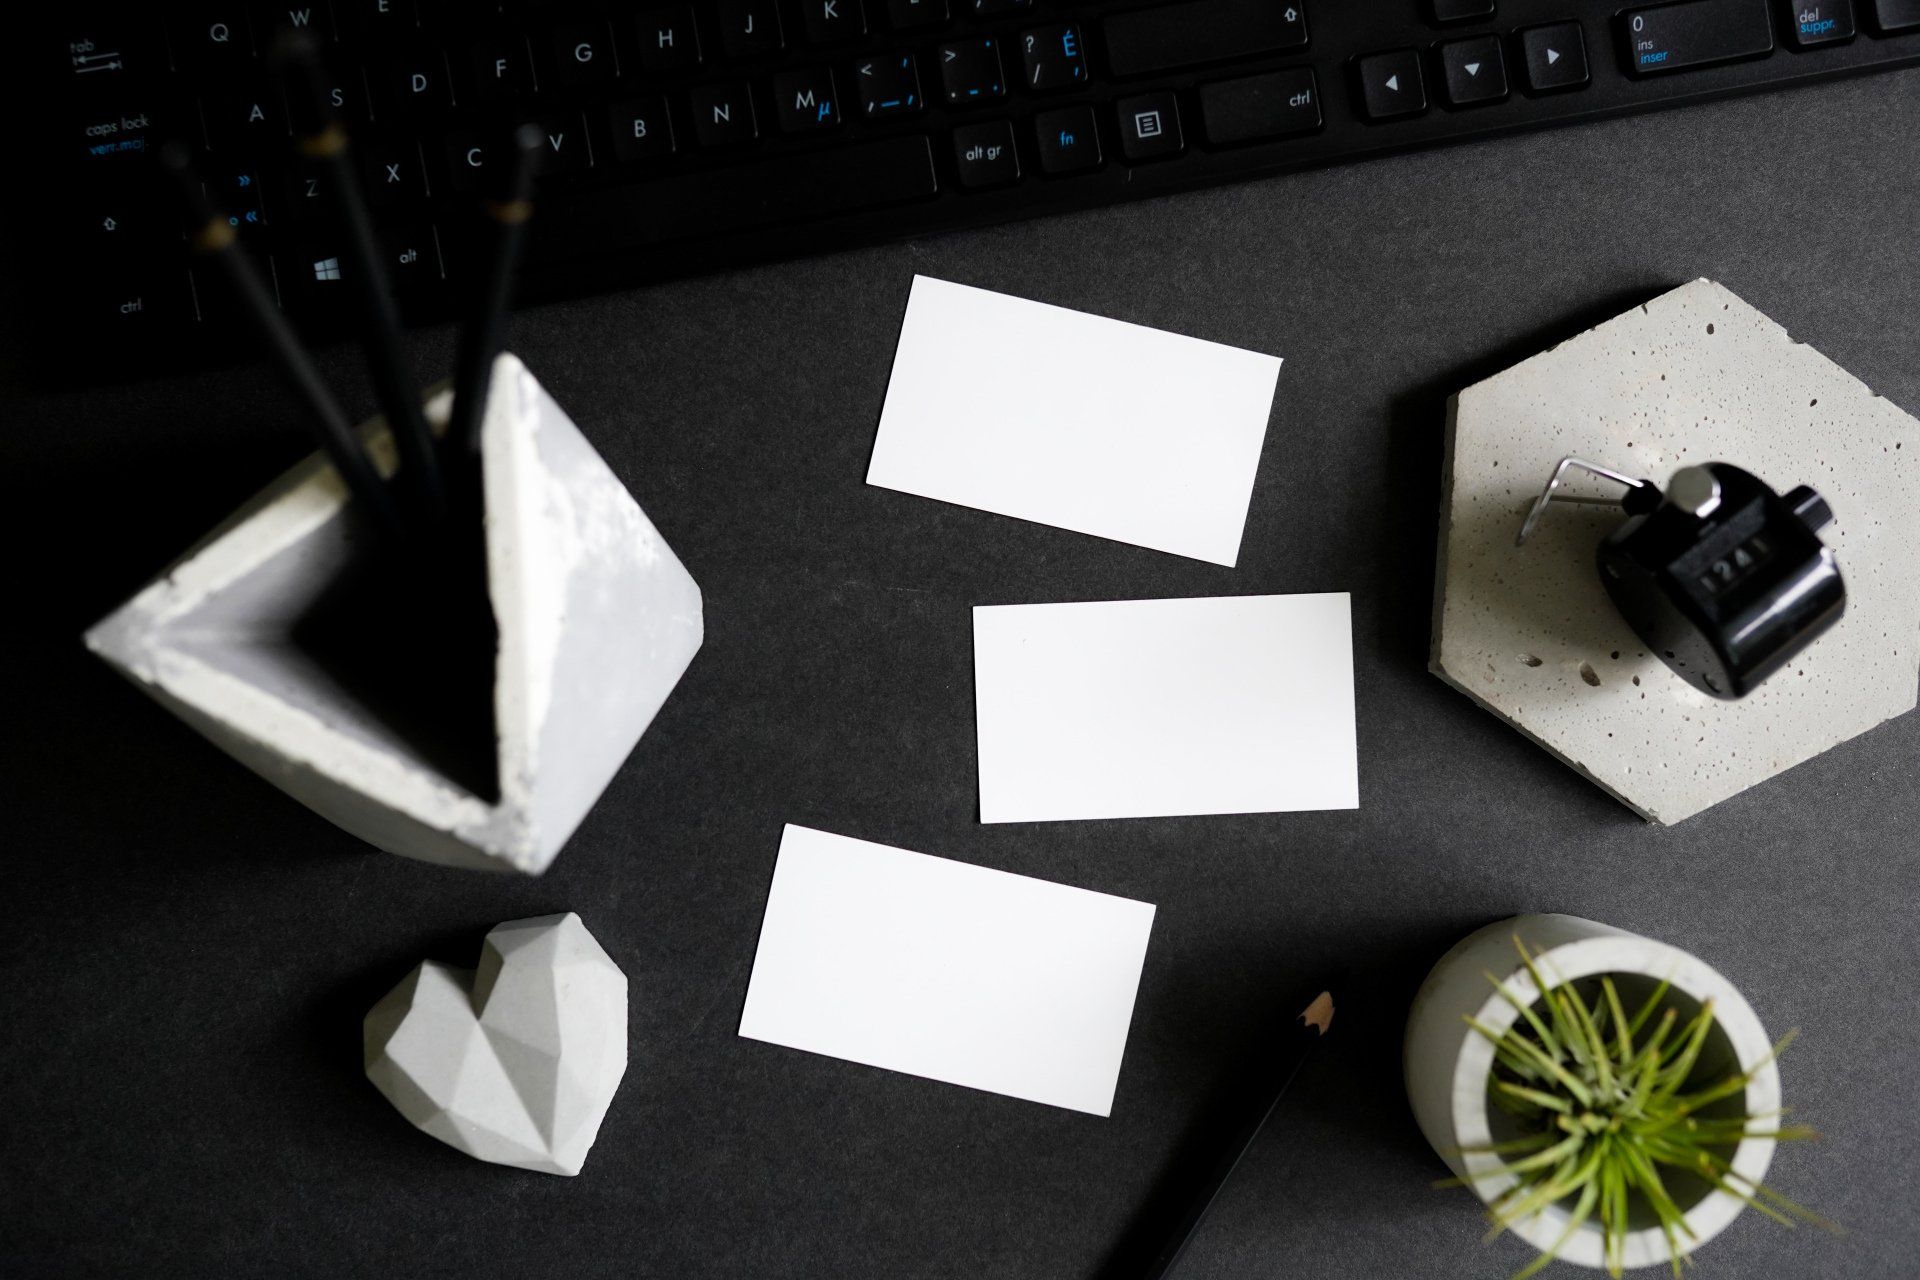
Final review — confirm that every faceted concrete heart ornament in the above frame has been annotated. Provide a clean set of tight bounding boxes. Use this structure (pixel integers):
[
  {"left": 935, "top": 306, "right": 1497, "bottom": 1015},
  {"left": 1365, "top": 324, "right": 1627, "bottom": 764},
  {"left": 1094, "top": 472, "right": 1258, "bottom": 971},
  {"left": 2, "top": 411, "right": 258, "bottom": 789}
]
[{"left": 364, "top": 913, "right": 628, "bottom": 1175}]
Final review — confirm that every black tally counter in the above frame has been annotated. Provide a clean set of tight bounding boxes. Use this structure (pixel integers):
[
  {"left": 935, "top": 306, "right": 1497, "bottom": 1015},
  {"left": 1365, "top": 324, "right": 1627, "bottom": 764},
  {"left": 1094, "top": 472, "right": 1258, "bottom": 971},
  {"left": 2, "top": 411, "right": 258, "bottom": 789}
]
[{"left": 1517, "top": 458, "right": 1846, "bottom": 700}]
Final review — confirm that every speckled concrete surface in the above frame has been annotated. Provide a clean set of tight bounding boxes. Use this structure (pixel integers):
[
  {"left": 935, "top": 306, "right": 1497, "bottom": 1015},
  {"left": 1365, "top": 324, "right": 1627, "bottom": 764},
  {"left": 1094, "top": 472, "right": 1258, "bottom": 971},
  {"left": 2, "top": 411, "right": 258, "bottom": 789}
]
[{"left": 1433, "top": 279, "right": 1920, "bottom": 824}]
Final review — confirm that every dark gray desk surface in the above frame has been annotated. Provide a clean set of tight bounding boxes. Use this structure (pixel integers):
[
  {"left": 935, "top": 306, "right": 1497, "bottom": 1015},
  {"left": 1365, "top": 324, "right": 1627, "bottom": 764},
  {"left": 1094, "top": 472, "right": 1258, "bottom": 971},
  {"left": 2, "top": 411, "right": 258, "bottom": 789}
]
[{"left": 3, "top": 70, "right": 1917, "bottom": 1280}]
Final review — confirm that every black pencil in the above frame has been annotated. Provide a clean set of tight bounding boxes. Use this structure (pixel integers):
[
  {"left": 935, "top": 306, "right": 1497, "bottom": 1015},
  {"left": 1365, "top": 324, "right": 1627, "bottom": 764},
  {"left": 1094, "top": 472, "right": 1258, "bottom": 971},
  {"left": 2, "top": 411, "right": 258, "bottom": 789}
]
[
  {"left": 275, "top": 33, "right": 443, "bottom": 527},
  {"left": 446, "top": 122, "right": 543, "bottom": 459},
  {"left": 160, "top": 141, "right": 401, "bottom": 541},
  {"left": 1140, "top": 987, "right": 1337, "bottom": 1280}
]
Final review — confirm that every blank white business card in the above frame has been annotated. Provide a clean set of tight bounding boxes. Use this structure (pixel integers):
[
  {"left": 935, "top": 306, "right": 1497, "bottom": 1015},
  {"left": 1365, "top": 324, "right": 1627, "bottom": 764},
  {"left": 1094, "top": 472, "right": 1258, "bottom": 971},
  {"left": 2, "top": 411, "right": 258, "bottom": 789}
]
[
  {"left": 866, "top": 276, "right": 1282, "bottom": 567},
  {"left": 973, "top": 593, "right": 1359, "bottom": 823},
  {"left": 738, "top": 824, "right": 1156, "bottom": 1116}
]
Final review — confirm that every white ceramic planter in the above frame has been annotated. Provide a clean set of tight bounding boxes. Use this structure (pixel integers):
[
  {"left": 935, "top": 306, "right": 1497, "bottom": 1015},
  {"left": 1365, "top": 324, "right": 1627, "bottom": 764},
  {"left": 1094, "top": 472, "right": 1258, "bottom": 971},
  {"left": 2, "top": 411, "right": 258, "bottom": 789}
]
[
  {"left": 85, "top": 354, "right": 703, "bottom": 875},
  {"left": 1404, "top": 914, "right": 1780, "bottom": 1271}
]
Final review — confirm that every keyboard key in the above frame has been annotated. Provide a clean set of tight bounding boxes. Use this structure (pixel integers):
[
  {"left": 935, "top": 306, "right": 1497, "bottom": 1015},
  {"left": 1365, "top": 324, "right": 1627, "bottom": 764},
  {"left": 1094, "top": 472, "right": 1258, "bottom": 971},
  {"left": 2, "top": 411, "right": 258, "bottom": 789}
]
[
  {"left": 1020, "top": 25, "right": 1088, "bottom": 92},
  {"left": 375, "top": 222, "right": 445, "bottom": 305},
  {"left": 971, "top": 0, "right": 1033, "bottom": 13},
  {"left": 305, "top": 53, "right": 371, "bottom": 124},
  {"left": 71, "top": 186, "right": 163, "bottom": 251},
  {"left": 1356, "top": 49, "right": 1426, "bottom": 119},
  {"left": 801, "top": 0, "right": 866, "bottom": 43},
  {"left": 462, "top": 35, "right": 534, "bottom": 104},
  {"left": 1034, "top": 105, "right": 1100, "bottom": 173},
  {"left": 360, "top": 138, "right": 428, "bottom": 207},
  {"left": 173, "top": 6, "right": 258, "bottom": 72},
  {"left": 386, "top": 47, "right": 452, "bottom": 115},
  {"left": 1116, "top": 91, "right": 1183, "bottom": 161},
  {"left": 346, "top": 0, "right": 416, "bottom": 42},
  {"left": 1431, "top": 0, "right": 1494, "bottom": 20},
  {"left": 886, "top": 0, "right": 949, "bottom": 28},
  {"left": 251, "top": 1, "right": 337, "bottom": 43},
  {"left": 192, "top": 246, "right": 281, "bottom": 324},
  {"left": 1438, "top": 35, "right": 1507, "bottom": 106},
  {"left": 1869, "top": 0, "right": 1920, "bottom": 30},
  {"left": 1199, "top": 68, "right": 1322, "bottom": 145},
  {"left": 57, "top": 13, "right": 164, "bottom": 90},
  {"left": 443, "top": 131, "right": 491, "bottom": 192},
  {"left": 543, "top": 136, "right": 936, "bottom": 251},
  {"left": 1520, "top": 21, "right": 1597, "bottom": 90},
  {"left": 1105, "top": 0, "right": 1308, "bottom": 78},
  {"left": 1622, "top": 1, "right": 1773, "bottom": 76},
  {"left": 547, "top": 21, "right": 620, "bottom": 88},
  {"left": 286, "top": 157, "right": 331, "bottom": 221},
  {"left": 1521, "top": 22, "right": 1590, "bottom": 91},
  {"left": 77, "top": 263, "right": 197, "bottom": 335},
  {"left": 953, "top": 120, "right": 1020, "bottom": 188},
  {"left": 1782, "top": 1, "right": 1855, "bottom": 45},
  {"left": 717, "top": 0, "right": 783, "bottom": 57},
  {"left": 633, "top": 8, "right": 702, "bottom": 72},
  {"left": 855, "top": 52, "right": 922, "bottom": 117},
  {"left": 204, "top": 76, "right": 288, "bottom": 150},
  {"left": 67, "top": 98, "right": 168, "bottom": 165},
  {"left": 938, "top": 39, "right": 1005, "bottom": 106},
  {"left": 531, "top": 111, "right": 594, "bottom": 174},
  {"left": 691, "top": 82, "right": 758, "bottom": 146},
  {"left": 608, "top": 96, "right": 677, "bottom": 159},
  {"left": 284, "top": 238, "right": 352, "bottom": 316},
  {"left": 774, "top": 69, "right": 842, "bottom": 131}
]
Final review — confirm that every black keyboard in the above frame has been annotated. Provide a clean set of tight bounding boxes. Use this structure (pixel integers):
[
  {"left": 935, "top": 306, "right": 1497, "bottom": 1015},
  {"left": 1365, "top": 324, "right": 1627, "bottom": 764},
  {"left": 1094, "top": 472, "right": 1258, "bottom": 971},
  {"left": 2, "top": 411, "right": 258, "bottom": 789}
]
[{"left": 35, "top": 1, "right": 1920, "bottom": 363}]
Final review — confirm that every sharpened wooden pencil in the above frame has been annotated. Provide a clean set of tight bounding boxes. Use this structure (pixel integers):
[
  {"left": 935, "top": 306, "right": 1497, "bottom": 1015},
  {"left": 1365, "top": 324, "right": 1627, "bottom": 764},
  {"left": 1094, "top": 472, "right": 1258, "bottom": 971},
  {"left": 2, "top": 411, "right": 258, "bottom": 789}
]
[
  {"left": 1140, "top": 987, "right": 1338, "bottom": 1280},
  {"left": 446, "top": 122, "right": 543, "bottom": 460}
]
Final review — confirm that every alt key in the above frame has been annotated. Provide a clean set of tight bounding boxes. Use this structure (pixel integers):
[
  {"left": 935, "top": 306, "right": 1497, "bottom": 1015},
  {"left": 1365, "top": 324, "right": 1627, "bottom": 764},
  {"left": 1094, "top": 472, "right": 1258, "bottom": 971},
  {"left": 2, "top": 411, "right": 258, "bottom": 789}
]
[{"left": 953, "top": 119, "right": 1021, "bottom": 188}]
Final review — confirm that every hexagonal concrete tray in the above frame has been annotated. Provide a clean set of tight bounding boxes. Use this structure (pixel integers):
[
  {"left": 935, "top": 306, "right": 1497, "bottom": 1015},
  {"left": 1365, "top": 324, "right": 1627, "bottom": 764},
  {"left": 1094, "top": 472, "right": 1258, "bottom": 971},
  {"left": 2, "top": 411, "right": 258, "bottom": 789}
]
[{"left": 1431, "top": 279, "right": 1919, "bottom": 824}]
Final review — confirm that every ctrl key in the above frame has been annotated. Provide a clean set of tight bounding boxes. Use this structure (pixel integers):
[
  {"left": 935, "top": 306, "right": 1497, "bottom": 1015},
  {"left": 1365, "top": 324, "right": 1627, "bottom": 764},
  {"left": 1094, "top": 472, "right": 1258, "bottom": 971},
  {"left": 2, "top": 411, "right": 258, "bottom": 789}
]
[{"left": 76, "top": 261, "right": 196, "bottom": 334}]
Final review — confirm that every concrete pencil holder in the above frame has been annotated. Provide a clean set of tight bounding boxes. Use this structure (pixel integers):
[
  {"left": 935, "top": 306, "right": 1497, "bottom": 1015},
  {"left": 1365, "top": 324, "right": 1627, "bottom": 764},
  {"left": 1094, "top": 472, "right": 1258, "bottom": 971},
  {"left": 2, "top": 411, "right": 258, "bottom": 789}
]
[{"left": 85, "top": 353, "right": 703, "bottom": 874}]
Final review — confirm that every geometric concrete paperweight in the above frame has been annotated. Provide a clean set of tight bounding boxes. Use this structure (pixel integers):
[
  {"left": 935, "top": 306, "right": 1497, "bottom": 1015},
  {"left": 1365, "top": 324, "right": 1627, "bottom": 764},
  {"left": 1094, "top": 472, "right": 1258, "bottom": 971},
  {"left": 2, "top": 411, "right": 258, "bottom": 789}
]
[
  {"left": 364, "top": 913, "right": 628, "bottom": 1176},
  {"left": 1432, "top": 280, "right": 1920, "bottom": 824},
  {"left": 84, "top": 353, "right": 703, "bottom": 873}
]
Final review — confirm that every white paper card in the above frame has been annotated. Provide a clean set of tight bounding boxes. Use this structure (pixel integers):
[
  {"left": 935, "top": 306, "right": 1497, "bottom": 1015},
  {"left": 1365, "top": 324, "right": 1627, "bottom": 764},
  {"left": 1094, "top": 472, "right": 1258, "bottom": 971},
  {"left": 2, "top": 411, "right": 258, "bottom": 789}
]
[
  {"left": 738, "top": 824, "right": 1156, "bottom": 1116},
  {"left": 866, "top": 276, "right": 1283, "bottom": 567},
  {"left": 974, "top": 593, "right": 1359, "bottom": 823}
]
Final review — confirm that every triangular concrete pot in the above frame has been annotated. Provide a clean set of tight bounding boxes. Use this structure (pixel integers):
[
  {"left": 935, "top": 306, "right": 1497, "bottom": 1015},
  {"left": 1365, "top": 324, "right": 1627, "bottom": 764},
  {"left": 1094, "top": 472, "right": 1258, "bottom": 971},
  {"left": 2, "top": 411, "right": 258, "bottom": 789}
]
[{"left": 85, "top": 354, "right": 702, "bottom": 874}]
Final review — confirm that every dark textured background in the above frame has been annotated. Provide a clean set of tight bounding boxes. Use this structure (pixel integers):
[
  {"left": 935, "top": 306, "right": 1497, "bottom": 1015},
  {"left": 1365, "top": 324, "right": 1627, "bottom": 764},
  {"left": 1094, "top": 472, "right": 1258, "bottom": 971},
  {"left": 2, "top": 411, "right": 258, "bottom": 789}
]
[{"left": 3, "top": 67, "right": 1917, "bottom": 1280}]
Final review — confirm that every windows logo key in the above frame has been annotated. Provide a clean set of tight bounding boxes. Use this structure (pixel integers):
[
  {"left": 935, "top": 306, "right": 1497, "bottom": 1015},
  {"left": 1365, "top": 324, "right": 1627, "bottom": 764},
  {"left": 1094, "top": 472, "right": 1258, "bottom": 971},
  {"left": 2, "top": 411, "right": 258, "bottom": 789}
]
[{"left": 311, "top": 256, "right": 342, "bottom": 282}]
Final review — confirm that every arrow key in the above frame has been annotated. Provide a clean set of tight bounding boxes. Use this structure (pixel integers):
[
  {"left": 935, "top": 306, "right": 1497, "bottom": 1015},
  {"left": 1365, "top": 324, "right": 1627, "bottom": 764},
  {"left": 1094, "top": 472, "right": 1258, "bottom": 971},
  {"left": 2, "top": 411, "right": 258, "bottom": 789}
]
[
  {"left": 1355, "top": 49, "right": 1427, "bottom": 121},
  {"left": 1521, "top": 21, "right": 1589, "bottom": 93},
  {"left": 1439, "top": 35, "right": 1507, "bottom": 107}
]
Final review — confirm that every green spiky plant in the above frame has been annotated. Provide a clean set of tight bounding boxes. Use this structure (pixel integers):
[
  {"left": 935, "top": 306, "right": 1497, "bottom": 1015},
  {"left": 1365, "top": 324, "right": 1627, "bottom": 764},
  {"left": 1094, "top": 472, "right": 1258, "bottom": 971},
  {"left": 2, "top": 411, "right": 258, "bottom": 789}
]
[{"left": 1443, "top": 938, "right": 1830, "bottom": 1279}]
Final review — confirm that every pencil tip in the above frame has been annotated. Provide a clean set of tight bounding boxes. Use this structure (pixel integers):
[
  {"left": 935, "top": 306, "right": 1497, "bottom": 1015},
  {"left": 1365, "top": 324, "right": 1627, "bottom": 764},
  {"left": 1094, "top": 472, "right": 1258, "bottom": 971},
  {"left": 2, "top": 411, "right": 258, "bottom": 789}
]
[{"left": 1299, "top": 990, "right": 1335, "bottom": 1036}]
